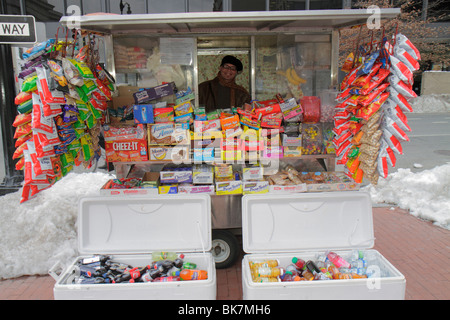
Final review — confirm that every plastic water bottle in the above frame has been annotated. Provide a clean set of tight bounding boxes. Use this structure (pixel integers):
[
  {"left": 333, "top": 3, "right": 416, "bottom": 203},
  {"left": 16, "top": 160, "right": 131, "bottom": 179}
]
[{"left": 326, "top": 251, "right": 351, "bottom": 268}]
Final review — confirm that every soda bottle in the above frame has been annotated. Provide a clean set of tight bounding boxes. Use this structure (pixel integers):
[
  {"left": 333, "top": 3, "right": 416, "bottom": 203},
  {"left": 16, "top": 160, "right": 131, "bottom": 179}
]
[
  {"left": 291, "top": 257, "right": 306, "bottom": 271},
  {"left": 173, "top": 254, "right": 185, "bottom": 268},
  {"left": 152, "top": 260, "right": 175, "bottom": 274},
  {"left": 179, "top": 269, "right": 208, "bottom": 281},
  {"left": 140, "top": 268, "right": 162, "bottom": 282},
  {"left": 152, "top": 276, "right": 180, "bottom": 282},
  {"left": 152, "top": 251, "right": 179, "bottom": 261},
  {"left": 281, "top": 271, "right": 301, "bottom": 282},
  {"left": 182, "top": 261, "right": 197, "bottom": 269},
  {"left": 326, "top": 251, "right": 351, "bottom": 268},
  {"left": 127, "top": 266, "right": 149, "bottom": 280},
  {"left": 285, "top": 264, "right": 301, "bottom": 276}
]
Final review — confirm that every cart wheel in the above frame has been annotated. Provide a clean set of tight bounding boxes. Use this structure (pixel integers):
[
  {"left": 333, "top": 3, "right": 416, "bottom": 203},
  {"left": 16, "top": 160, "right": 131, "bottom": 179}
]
[{"left": 211, "top": 230, "right": 240, "bottom": 269}]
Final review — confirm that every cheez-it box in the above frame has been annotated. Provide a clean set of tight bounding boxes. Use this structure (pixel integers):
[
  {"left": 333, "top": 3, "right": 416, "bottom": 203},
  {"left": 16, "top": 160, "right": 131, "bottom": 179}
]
[{"left": 103, "top": 124, "right": 148, "bottom": 162}]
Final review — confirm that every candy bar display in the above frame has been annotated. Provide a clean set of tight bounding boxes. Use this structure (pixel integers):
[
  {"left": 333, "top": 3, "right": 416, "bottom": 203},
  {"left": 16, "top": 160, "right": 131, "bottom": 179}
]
[
  {"left": 13, "top": 32, "right": 115, "bottom": 203},
  {"left": 334, "top": 32, "right": 420, "bottom": 185}
]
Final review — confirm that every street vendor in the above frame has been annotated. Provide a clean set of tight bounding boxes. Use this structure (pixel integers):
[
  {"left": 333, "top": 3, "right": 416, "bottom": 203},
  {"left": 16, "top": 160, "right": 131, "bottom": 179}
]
[{"left": 198, "top": 55, "right": 251, "bottom": 113}]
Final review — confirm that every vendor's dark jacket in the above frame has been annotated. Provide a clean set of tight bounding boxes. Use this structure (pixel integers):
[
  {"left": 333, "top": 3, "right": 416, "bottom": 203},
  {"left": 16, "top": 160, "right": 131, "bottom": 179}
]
[{"left": 198, "top": 77, "right": 251, "bottom": 113}]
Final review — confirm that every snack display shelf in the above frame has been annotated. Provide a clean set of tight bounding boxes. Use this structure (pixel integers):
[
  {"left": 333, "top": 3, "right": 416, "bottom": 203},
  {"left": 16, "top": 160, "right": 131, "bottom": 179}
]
[{"left": 111, "top": 154, "right": 336, "bottom": 179}]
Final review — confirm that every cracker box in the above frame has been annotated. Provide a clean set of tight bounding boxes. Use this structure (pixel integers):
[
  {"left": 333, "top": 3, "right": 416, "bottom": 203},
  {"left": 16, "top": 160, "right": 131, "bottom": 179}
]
[
  {"left": 133, "top": 82, "right": 176, "bottom": 104},
  {"left": 103, "top": 124, "right": 148, "bottom": 162}
]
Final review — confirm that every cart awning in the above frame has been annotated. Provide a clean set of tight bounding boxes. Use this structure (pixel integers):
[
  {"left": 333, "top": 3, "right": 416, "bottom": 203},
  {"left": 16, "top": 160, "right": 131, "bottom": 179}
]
[{"left": 59, "top": 9, "right": 401, "bottom": 35}]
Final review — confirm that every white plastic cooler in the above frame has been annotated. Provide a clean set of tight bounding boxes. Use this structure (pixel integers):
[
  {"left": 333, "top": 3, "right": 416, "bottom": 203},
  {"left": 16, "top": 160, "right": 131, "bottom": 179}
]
[
  {"left": 241, "top": 191, "right": 406, "bottom": 300},
  {"left": 51, "top": 194, "right": 216, "bottom": 300}
]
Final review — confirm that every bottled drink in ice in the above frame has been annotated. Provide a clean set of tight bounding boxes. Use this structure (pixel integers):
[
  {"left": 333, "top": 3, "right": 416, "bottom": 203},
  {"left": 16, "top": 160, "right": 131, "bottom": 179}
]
[
  {"left": 253, "top": 277, "right": 278, "bottom": 283},
  {"left": 152, "top": 251, "right": 179, "bottom": 261},
  {"left": 326, "top": 251, "right": 351, "bottom": 268},
  {"left": 173, "top": 254, "right": 185, "bottom": 268},
  {"left": 249, "top": 260, "right": 278, "bottom": 270},
  {"left": 291, "top": 257, "right": 306, "bottom": 270},
  {"left": 253, "top": 266, "right": 285, "bottom": 278},
  {"left": 152, "top": 276, "right": 180, "bottom": 282},
  {"left": 179, "top": 269, "right": 208, "bottom": 281},
  {"left": 140, "top": 268, "right": 162, "bottom": 282},
  {"left": 281, "top": 271, "right": 301, "bottom": 282},
  {"left": 182, "top": 261, "right": 197, "bottom": 269}
]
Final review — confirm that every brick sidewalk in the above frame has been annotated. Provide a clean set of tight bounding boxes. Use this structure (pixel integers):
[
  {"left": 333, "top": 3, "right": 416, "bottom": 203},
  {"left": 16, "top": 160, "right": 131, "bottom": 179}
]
[{"left": 1, "top": 207, "right": 449, "bottom": 300}]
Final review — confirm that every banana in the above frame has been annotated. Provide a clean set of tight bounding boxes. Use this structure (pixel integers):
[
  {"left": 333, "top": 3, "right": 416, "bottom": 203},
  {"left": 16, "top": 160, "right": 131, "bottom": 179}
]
[
  {"left": 286, "top": 68, "right": 300, "bottom": 86},
  {"left": 290, "top": 68, "right": 307, "bottom": 84}
]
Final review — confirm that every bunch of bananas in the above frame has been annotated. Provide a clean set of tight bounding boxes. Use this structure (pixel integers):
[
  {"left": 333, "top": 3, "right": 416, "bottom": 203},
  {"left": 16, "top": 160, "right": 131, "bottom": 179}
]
[{"left": 277, "top": 67, "right": 307, "bottom": 86}]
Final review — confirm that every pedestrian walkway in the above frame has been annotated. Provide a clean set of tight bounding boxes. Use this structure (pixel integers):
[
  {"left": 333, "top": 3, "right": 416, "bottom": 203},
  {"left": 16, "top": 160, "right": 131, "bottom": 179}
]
[{"left": 0, "top": 207, "right": 448, "bottom": 300}]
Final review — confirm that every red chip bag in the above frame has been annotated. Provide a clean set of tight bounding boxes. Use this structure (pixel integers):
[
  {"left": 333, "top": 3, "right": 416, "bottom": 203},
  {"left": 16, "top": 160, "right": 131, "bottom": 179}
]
[
  {"left": 15, "top": 91, "right": 33, "bottom": 106},
  {"left": 15, "top": 132, "right": 32, "bottom": 148},
  {"left": 15, "top": 156, "right": 25, "bottom": 171},
  {"left": 358, "top": 82, "right": 390, "bottom": 107},
  {"left": 382, "top": 129, "right": 403, "bottom": 155},
  {"left": 382, "top": 115, "right": 409, "bottom": 142},
  {"left": 13, "top": 142, "right": 27, "bottom": 159},
  {"left": 383, "top": 99, "right": 411, "bottom": 132},
  {"left": 394, "top": 47, "right": 419, "bottom": 71},
  {"left": 388, "top": 74, "right": 417, "bottom": 100},
  {"left": 356, "top": 92, "right": 389, "bottom": 121},
  {"left": 13, "top": 113, "right": 32, "bottom": 127},
  {"left": 389, "top": 55, "right": 413, "bottom": 84},
  {"left": 359, "top": 68, "right": 390, "bottom": 96},
  {"left": 36, "top": 66, "right": 66, "bottom": 105},
  {"left": 32, "top": 93, "right": 55, "bottom": 134},
  {"left": 14, "top": 122, "right": 32, "bottom": 139},
  {"left": 387, "top": 86, "right": 413, "bottom": 113},
  {"left": 395, "top": 34, "right": 421, "bottom": 60}
]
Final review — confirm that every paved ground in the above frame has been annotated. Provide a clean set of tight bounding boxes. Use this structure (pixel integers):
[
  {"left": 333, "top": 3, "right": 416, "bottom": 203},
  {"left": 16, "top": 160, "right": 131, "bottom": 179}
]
[{"left": 0, "top": 206, "right": 448, "bottom": 300}]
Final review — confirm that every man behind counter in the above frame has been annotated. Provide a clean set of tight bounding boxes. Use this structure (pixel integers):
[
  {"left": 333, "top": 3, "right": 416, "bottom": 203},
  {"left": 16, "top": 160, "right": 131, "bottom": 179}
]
[{"left": 198, "top": 55, "right": 251, "bottom": 113}]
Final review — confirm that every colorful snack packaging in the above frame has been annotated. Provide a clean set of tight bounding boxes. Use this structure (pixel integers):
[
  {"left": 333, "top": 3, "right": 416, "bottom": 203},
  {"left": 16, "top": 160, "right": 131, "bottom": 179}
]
[
  {"left": 355, "top": 92, "right": 389, "bottom": 121},
  {"left": 386, "top": 86, "right": 413, "bottom": 113},
  {"left": 395, "top": 33, "right": 421, "bottom": 61},
  {"left": 15, "top": 91, "right": 33, "bottom": 106},
  {"left": 13, "top": 113, "right": 32, "bottom": 127},
  {"left": 358, "top": 68, "right": 390, "bottom": 96},
  {"left": 388, "top": 74, "right": 417, "bottom": 100},
  {"left": 389, "top": 55, "right": 413, "bottom": 84},
  {"left": 382, "top": 99, "right": 411, "bottom": 132},
  {"left": 394, "top": 46, "right": 419, "bottom": 72},
  {"left": 382, "top": 129, "right": 403, "bottom": 155},
  {"left": 31, "top": 93, "right": 55, "bottom": 134},
  {"left": 358, "top": 82, "right": 390, "bottom": 107},
  {"left": 36, "top": 66, "right": 66, "bottom": 105},
  {"left": 382, "top": 115, "right": 409, "bottom": 142}
]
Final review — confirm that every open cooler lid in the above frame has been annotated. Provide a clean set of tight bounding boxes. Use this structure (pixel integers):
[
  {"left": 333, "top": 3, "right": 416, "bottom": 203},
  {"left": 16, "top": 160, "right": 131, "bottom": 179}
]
[
  {"left": 242, "top": 191, "right": 374, "bottom": 254},
  {"left": 78, "top": 194, "right": 211, "bottom": 255}
]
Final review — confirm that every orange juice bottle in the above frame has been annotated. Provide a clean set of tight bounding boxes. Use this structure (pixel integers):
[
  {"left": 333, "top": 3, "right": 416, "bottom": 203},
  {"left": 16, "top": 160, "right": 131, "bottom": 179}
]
[{"left": 179, "top": 269, "right": 208, "bottom": 280}]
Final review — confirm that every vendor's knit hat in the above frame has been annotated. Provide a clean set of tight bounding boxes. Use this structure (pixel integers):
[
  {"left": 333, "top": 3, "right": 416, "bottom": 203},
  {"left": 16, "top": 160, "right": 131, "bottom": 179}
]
[{"left": 221, "top": 55, "right": 243, "bottom": 72}]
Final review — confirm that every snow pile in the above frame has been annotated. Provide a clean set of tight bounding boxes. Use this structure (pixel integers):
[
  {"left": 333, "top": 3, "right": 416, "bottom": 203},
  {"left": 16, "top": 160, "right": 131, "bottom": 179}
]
[
  {"left": 411, "top": 94, "right": 450, "bottom": 113},
  {"left": 0, "top": 172, "right": 113, "bottom": 280},
  {"left": 363, "top": 163, "right": 450, "bottom": 230}
]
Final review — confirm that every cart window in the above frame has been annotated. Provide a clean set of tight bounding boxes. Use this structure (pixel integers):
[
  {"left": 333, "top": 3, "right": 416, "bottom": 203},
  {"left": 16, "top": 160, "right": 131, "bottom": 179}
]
[
  {"left": 112, "top": 35, "right": 195, "bottom": 92},
  {"left": 255, "top": 34, "right": 331, "bottom": 100}
]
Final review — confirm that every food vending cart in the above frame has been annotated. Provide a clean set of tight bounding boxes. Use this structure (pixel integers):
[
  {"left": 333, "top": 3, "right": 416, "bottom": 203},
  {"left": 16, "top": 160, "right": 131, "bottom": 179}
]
[{"left": 59, "top": 9, "right": 400, "bottom": 268}]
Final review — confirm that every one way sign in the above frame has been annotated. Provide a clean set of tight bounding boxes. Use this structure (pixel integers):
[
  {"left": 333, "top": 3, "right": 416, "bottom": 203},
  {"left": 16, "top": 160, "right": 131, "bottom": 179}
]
[{"left": 0, "top": 15, "right": 36, "bottom": 44}]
